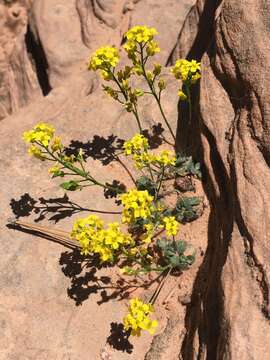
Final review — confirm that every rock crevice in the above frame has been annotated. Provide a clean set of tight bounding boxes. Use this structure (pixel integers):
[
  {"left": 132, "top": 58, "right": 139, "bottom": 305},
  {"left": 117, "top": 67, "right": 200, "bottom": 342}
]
[{"left": 173, "top": 0, "right": 270, "bottom": 358}]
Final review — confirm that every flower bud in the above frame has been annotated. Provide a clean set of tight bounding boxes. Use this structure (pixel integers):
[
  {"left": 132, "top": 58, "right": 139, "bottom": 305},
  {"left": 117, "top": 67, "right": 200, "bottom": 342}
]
[
  {"left": 146, "top": 71, "right": 153, "bottom": 81},
  {"left": 134, "top": 89, "right": 144, "bottom": 97},
  {"left": 158, "top": 79, "right": 166, "bottom": 90},
  {"left": 122, "top": 79, "right": 130, "bottom": 90},
  {"left": 178, "top": 90, "right": 187, "bottom": 101},
  {"left": 153, "top": 63, "right": 162, "bottom": 76},
  {"left": 133, "top": 65, "right": 143, "bottom": 76}
]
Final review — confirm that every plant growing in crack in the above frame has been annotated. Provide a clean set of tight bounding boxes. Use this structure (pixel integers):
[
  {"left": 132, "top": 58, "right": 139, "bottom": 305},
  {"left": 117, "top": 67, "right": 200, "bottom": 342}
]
[{"left": 19, "top": 25, "right": 202, "bottom": 339}]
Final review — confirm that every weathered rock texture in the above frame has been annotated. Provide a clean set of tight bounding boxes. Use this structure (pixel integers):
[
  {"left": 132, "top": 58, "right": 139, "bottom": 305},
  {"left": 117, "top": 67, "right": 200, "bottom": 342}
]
[
  {"left": 0, "top": 0, "right": 41, "bottom": 120},
  {"left": 172, "top": 0, "right": 270, "bottom": 358}
]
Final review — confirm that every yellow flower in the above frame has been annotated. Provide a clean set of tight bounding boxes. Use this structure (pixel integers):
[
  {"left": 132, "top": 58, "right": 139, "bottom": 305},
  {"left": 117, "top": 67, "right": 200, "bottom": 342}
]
[
  {"left": 48, "top": 165, "right": 61, "bottom": 174},
  {"left": 124, "top": 26, "right": 159, "bottom": 61},
  {"left": 28, "top": 145, "right": 45, "bottom": 160},
  {"left": 100, "top": 70, "right": 113, "bottom": 81},
  {"left": 62, "top": 154, "right": 76, "bottom": 163},
  {"left": 123, "top": 298, "right": 158, "bottom": 336},
  {"left": 171, "top": 59, "right": 201, "bottom": 83},
  {"left": 123, "top": 40, "right": 137, "bottom": 54},
  {"left": 133, "top": 152, "right": 155, "bottom": 169},
  {"left": 133, "top": 64, "right": 144, "bottom": 75},
  {"left": 88, "top": 46, "right": 120, "bottom": 73},
  {"left": 23, "top": 123, "right": 55, "bottom": 147},
  {"left": 125, "top": 26, "right": 158, "bottom": 44},
  {"left": 163, "top": 216, "right": 179, "bottom": 237},
  {"left": 178, "top": 90, "right": 187, "bottom": 101},
  {"left": 154, "top": 150, "right": 176, "bottom": 166},
  {"left": 51, "top": 136, "right": 63, "bottom": 152},
  {"left": 120, "top": 189, "right": 154, "bottom": 224},
  {"left": 146, "top": 41, "right": 160, "bottom": 56},
  {"left": 123, "top": 134, "right": 149, "bottom": 156},
  {"left": 191, "top": 72, "right": 201, "bottom": 84},
  {"left": 71, "top": 215, "right": 133, "bottom": 262}
]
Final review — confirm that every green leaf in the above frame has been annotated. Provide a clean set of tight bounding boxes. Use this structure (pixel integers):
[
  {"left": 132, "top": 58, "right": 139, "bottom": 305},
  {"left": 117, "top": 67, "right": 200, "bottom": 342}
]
[
  {"left": 52, "top": 170, "right": 65, "bottom": 178},
  {"left": 158, "top": 238, "right": 196, "bottom": 271},
  {"left": 136, "top": 176, "right": 157, "bottom": 196},
  {"left": 60, "top": 180, "right": 80, "bottom": 191},
  {"left": 174, "top": 153, "right": 202, "bottom": 178},
  {"left": 169, "top": 255, "right": 181, "bottom": 267},
  {"left": 176, "top": 240, "right": 187, "bottom": 254},
  {"left": 175, "top": 196, "right": 201, "bottom": 223}
]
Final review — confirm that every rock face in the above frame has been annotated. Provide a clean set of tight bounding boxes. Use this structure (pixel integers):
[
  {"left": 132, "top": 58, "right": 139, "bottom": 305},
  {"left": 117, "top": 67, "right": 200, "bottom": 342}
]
[
  {"left": 172, "top": 0, "right": 270, "bottom": 358},
  {"left": 0, "top": 0, "right": 41, "bottom": 120}
]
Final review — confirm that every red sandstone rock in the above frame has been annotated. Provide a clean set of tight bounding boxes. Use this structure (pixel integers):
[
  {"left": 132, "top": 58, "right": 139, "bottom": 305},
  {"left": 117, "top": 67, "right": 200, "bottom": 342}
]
[{"left": 173, "top": 0, "right": 270, "bottom": 358}]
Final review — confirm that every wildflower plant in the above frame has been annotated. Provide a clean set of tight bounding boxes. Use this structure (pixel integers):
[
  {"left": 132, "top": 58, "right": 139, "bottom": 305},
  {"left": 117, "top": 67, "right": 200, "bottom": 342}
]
[{"left": 22, "top": 25, "right": 203, "bottom": 338}]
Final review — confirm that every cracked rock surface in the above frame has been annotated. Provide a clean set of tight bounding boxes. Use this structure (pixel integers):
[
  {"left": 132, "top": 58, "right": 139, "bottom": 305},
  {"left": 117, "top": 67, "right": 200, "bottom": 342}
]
[{"left": 172, "top": 0, "right": 270, "bottom": 358}]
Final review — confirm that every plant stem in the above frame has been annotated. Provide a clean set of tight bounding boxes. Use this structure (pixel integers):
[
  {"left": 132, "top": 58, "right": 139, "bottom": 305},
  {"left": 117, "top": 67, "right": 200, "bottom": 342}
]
[
  {"left": 111, "top": 71, "right": 143, "bottom": 133},
  {"left": 139, "top": 44, "right": 176, "bottom": 143},
  {"left": 149, "top": 267, "right": 171, "bottom": 305},
  {"left": 39, "top": 143, "right": 123, "bottom": 194},
  {"left": 132, "top": 104, "right": 143, "bottom": 133},
  {"left": 155, "top": 165, "right": 165, "bottom": 200},
  {"left": 115, "top": 156, "right": 137, "bottom": 185}
]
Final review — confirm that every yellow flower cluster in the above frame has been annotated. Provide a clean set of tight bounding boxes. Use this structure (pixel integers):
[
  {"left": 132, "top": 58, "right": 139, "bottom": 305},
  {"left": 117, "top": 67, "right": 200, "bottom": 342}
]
[
  {"left": 163, "top": 216, "right": 179, "bottom": 237},
  {"left": 48, "top": 165, "right": 61, "bottom": 175},
  {"left": 171, "top": 59, "right": 201, "bottom": 82},
  {"left": 120, "top": 189, "right": 154, "bottom": 224},
  {"left": 28, "top": 145, "right": 44, "bottom": 160},
  {"left": 154, "top": 150, "right": 176, "bottom": 167},
  {"left": 51, "top": 136, "right": 63, "bottom": 152},
  {"left": 123, "top": 134, "right": 176, "bottom": 169},
  {"left": 71, "top": 215, "right": 133, "bottom": 262},
  {"left": 133, "top": 150, "right": 176, "bottom": 169},
  {"left": 133, "top": 152, "right": 155, "bottom": 169},
  {"left": 124, "top": 26, "right": 160, "bottom": 60},
  {"left": 23, "top": 123, "right": 64, "bottom": 160},
  {"left": 88, "top": 46, "right": 120, "bottom": 80},
  {"left": 123, "top": 298, "right": 158, "bottom": 336},
  {"left": 23, "top": 123, "right": 55, "bottom": 147},
  {"left": 125, "top": 25, "right": 157, "bottom": 43},
  {"left": 123, "top": 134, "right": 149, "bottom": 155}
]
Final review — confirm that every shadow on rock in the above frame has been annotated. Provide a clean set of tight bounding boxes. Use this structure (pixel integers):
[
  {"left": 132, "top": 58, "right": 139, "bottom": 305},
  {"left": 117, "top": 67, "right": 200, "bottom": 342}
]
[
  {"left": 65, "top": 134, "right": 125, "bottom": 165},
  {"left": 107, "top": 322, "right": 133, "bottom": 354},
  {"left": 142, "top": 122, "right": 165, "bottom": 149},
  {"left": 59, "top": 249, "right": 161, "bottom": 306},
  {"left": 10, "top": 193, "right": 121, "bottom": 223},
  {"left": 59, "top": 249, "right": 136, "bottom": 306},
  {"left": 65, "top": 124, "right": 165, "bottom": 166}
]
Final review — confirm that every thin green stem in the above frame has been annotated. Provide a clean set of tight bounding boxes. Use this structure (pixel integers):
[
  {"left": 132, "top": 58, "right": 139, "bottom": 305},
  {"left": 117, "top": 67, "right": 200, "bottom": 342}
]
[
  {"left": 138, "top": 44, "right": 176, "bottom": 143},
  {"left": 115, "top": 155, "right": 137, "bottom": 185},
  {"left": 38, "top": 143, "right": 123, "bottom": 193},
  {"left": 146, "top": 161, "right": 154, "bottom": 181},
  {"left": 149, "top": 267, "right": 171, "bottom": 305},
  {"left": 132, "top": 104, "right": 143, "bottom": 133},
  {"left": 155, "top": 165, "right": 165, "bottom": 200},
  {"left": 111, "top": 70, "right": 143, "bottom": 133}
]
